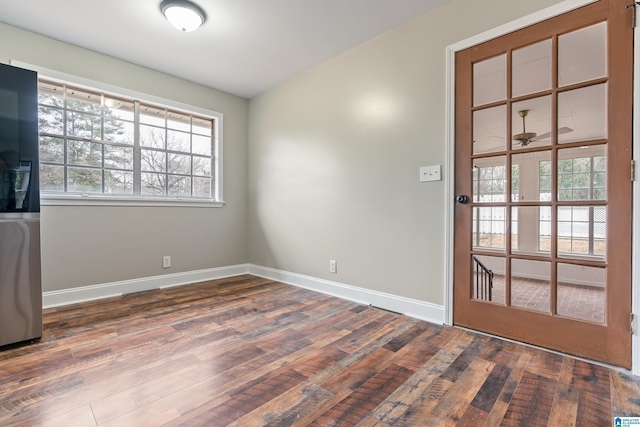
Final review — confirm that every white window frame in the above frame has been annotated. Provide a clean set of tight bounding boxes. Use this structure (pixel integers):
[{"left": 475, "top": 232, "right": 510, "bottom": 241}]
[{"left": 12, "top": 61, "right": 224, "bottom": 208}]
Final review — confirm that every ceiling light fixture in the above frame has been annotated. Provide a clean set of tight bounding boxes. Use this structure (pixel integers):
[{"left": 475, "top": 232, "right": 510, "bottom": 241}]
[{"left": 160, "top": 0, "right": 206, "bottom": 32}]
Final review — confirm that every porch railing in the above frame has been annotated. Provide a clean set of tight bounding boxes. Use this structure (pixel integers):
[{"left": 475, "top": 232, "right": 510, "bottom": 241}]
[{"left": 472, "top": 255, "right": 493, "bottom": 301}]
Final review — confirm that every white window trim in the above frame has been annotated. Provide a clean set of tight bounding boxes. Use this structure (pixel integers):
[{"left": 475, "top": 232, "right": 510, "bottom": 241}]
[
  {"left": 11, "top": 60, "right": 225, "bottom": 208},
  {"left": 40, "top": 193, "right": 225, "bottom": 208}
]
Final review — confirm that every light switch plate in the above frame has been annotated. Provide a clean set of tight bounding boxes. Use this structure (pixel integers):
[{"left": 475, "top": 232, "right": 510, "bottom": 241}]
[{"left": 420, "top": 165, "right": 441, "bottom": 182}]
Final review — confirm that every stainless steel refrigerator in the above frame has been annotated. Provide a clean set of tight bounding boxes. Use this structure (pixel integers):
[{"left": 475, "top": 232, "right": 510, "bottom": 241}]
[{"left": 0, "top": 63, "right": 42, "bottom": 347}]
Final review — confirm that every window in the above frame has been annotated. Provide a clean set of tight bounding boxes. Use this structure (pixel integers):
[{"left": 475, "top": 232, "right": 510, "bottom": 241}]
[
  {"left": 473, "top": 164, "right": 505, "bottom": 203},
  {"left": 538, "top": 155, "right": 606, "bottom": 256},
  {"left": 37, "top": 78, "right": 221, "bottom": 205},
  {"left": 539, "top": 160, "right": 552, "bottom": 252},
  {"left": 473, "top": 164, "right": 506, "bottom": 249},
  {"left": 557, "top": 156, "right": 605, "bottom": 201},
  {"left": 511, "top": 163, "right": 520, "bottom": 202},
  {"left": 473, "top": 206, "right": 506, "bottom": 249}
]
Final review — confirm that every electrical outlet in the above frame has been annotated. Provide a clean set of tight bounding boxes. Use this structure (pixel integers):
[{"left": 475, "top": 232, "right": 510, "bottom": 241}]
[
  {"left": 162, "top": 256, "right": 171, "bottom": 269},
  {"left": 329, "top": 260, "right": 337, "bottom": 274}
]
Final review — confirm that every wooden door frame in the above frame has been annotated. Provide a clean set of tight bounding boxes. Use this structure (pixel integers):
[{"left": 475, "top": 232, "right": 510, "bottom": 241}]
[{"left": 443, "top": 0, "right": 640, "bottom": 374}]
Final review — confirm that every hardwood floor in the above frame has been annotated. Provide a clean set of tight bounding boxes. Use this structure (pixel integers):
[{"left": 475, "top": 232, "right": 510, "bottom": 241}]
[{"left": 0, "top": 275, "right": 638, "bottom": 426}]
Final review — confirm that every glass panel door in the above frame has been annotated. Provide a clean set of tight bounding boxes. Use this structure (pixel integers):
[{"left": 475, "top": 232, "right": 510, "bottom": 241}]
[{"left": 454, "top": 0, "right": 633, "bottom": 368}]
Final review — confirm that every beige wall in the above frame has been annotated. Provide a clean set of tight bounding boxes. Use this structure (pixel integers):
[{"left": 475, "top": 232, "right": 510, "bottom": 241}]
[
  {"left": 248, "top": 0, "right": 564, "bottom": 304},
  {"left": 0, "top": 23, "right": 249, "bottom": 292},
  {"left": 0, "top": 0, "right": 567, "bottom": 298}
]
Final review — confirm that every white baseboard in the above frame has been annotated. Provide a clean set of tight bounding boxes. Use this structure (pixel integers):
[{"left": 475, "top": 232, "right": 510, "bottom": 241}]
[
  {"left": 42, "top": 264, "right": 250, "bottom": 308},
  {"left": 42, "top": 263, "right": 445, "bottom": 326},
  {"left": 247, "top": 264, "right": 445, "bottom": 325}
]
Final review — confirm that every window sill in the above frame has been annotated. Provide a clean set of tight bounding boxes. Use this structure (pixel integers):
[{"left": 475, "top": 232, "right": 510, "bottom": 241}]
[{"left": 41, "top": 193, "right": 225, "bottom": 208}]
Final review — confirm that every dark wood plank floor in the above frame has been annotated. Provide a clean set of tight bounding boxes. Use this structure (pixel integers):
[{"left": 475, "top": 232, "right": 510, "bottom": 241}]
[{"left": 1, "top": 275, "right": 638, "bottom": 426}]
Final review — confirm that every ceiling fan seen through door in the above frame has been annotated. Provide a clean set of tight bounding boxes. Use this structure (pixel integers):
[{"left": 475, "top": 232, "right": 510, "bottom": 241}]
[{"left": 512, "top": 109, "right": 573, "bottom": 146}]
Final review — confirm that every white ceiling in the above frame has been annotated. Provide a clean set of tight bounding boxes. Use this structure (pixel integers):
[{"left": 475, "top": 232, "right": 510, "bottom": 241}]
[{"left": 0, "top": 0, "right": 449, "bottom": 99}]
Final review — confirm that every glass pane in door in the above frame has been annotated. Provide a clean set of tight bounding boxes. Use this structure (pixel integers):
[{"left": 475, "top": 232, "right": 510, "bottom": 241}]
[
  {"left": 512, "top": 206, "right": 549, "bottom": 256},
  {"left": 473, "top": 54, "right": 506, "bottom": 106},
  {"left": 512, "top": 151, "right": 552, "bottom": 202},
  {"left": 473, "top": 156, "right": 506, "bottom": 202},
  {"left": 558, "top": 84, "right": 607, "bottom": 143},
  {"left": 510, "top": 259, "right": 551, "bottom": 313},
  {"left": 512, "top": 96, "right": 552, "bottom": 150},
  {"left": 558, "top": 22, "right": 606, "bottom": 86},
  {"left": 557, "top": 263, "right": 605, "bottom": 323},
  {"left": 472, "top": 255, "right": 505, "bottom": 305},
  {"left": 473, "top": 207, "right": 506, "bottom": 250},
  {"left": 557, "top": 206, "right": 606, "bottom": 258},
  {"left": 473, "top": 105, "right": 506, "bottom": 154},
  {"left": 512, "top": 39, "right": 552, "bottom": 97},
  {"left": 557, "top": 146, "right": 607, "bottom": 201}
]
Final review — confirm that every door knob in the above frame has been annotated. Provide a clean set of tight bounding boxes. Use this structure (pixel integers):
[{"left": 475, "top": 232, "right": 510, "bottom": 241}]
[{"left": 456, "top": 195, "right": 469, "bottom": 204}]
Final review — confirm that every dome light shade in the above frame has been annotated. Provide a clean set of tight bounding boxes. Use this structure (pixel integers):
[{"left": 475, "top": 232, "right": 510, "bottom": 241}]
[{"left": 160, "top": 0, "right": 206, "bottom": 32}]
